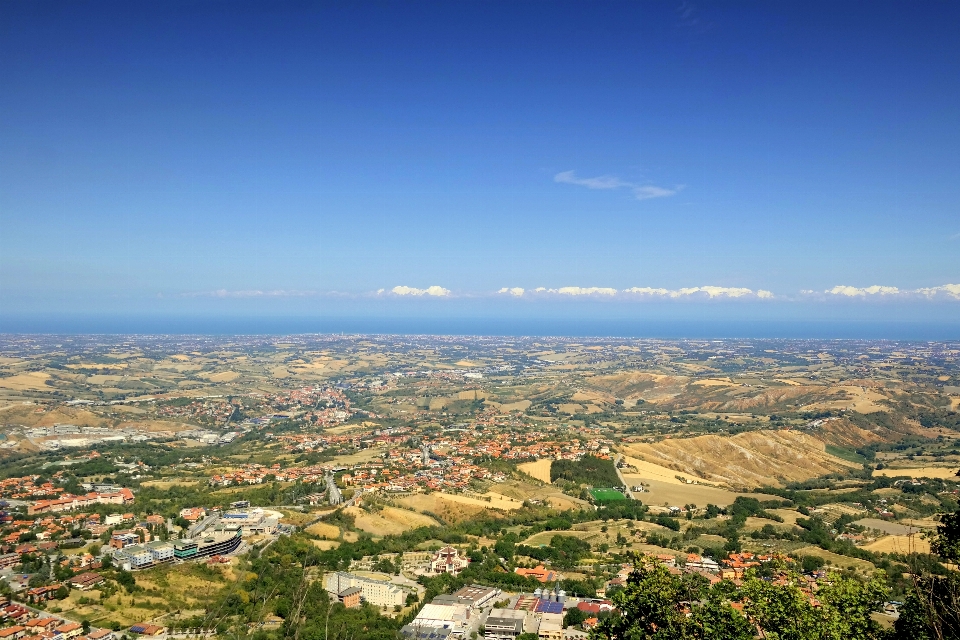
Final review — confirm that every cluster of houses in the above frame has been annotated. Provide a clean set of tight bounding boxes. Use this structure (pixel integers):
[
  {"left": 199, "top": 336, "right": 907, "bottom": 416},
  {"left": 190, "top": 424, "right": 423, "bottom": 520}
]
[
  {"left": 247, "top": 385, "right": 356, "bottom": 429},
  {"left": 147, "top": 385, "right": 356, "bottom": 431},
  {"left": 1, "top": 545, "right": 104, "bottom": 590},
  {"left": 251, "top": 413, "right": 620, "bottom": 498},
  {"left": 207, "top": 463, "right": 327, "bottom": 487},
  {"left": 640, "top": 551, "right": 778, "bottom": 586},
  {"left": 0, "top": 507, "right": 125, "bottom": 578},
  {"left": 213, "top": 427, "right": 608, "bottom": 496},
  {"left": 0, "top": 597, "right": 113, "bottom": 640},
  {"left": 340, "top": 453, "right": 505, "bottom": 494},
  {"left": 26, "top": 489, "right": 134, "bottom": 517},
  {"left": 0, "top": 468, "right": 132, "bottom": 504},
  {"left": 275, "top": 431, "right": 368, "bottom": 454},
  {"left": 156, "top": 398, "right": 240, "bottom": 425}
]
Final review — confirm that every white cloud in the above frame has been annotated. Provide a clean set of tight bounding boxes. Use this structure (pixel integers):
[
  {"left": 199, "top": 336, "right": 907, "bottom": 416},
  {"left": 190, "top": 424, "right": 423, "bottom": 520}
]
[
  {"left": 552, "top": 286, "right": 618, "bottom": 296},
  {"left": 391, "top": 285, "right": 451, "bottom": 297},
  {"left": 622, "top": 286, "right": 768, "bottom": 299},
  {"left": 823, "top": 284, "right": 960, "bottom": 300},
  {"left": 514, "top": 285, "right": 772, "bottom": 299},
  {"left": 826, "top": 285, "right": 900, "bottom": 297},
  {"left": 915, "top": 284, "right": 960, "bottom": 299},
  {"left": 554, "top": 171, "right": 630, "bottom": 190},
  {"left": 622, "top": 287, "right": 672, "bottom": 296},
  {"left": 497, "top": 287, "right": 525, "bottom": 297},
  {"left": 698, "top": 286, "right": 754, "bottom": 298},
  {"left": 632, "top": 185, "right": 679, "bottom": 200},
  {"left": 554, "top": 170, "right": 679, "bottom": 201}
]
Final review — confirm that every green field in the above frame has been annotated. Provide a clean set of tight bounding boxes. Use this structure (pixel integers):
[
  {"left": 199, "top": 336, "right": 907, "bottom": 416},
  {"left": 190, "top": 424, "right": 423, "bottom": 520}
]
[
  {"left": 589, "top": 487, "right": 626, "bottom": 502},
  {"left": 825, "top": 445, "right": 868, "bottom": 464}
]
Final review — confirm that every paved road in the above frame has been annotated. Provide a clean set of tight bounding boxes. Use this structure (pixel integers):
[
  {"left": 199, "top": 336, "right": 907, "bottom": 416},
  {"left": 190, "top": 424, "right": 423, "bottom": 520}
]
[
  {"left": 614, "top": 454, "right": 635, "bottom": 499},
  {"left": 189, "top": 514, "right": 219, "bottom": 538}
]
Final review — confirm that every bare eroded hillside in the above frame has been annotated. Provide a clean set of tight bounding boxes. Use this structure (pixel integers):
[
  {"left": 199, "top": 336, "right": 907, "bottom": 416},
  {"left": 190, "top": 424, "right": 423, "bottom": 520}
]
[{"left": 622, "top": 430, "right": 858, "bottom": 489}]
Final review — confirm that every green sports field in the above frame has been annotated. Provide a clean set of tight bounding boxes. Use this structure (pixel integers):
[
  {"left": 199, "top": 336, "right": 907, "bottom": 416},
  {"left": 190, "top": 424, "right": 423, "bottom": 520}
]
[{"left": 589, "top": 488, "right": 626, "bottom": 502}]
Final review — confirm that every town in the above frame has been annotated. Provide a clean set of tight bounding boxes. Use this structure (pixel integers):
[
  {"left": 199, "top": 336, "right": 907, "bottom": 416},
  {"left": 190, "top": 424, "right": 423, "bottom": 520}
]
[{"left": 0, "top": 334, "right": 957, "bottom": 639}]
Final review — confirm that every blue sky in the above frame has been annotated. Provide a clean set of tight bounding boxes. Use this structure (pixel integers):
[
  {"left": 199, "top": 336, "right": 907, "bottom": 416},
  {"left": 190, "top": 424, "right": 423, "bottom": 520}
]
[{"left": 1, "top": 1, "right": 958, "bottom": 327}]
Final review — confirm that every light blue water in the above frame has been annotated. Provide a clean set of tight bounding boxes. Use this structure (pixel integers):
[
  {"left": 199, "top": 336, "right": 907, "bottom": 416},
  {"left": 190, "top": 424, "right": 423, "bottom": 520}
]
[{"left": 0, "top": 315, "right": 957, "bottom": 340}]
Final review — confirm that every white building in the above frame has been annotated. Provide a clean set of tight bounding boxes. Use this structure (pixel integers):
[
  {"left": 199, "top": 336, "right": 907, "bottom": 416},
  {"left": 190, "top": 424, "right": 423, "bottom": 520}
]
[
  {"left": 145, "top": 541, "right": 175, "bottom": 563},
  {"left": 430, "top": 546, "right": 469, "bottom": 575},
  {"left": 407, "top": 602, "right": 470, "bottom": 634},
  {"left": 115, "top": 548, "right": 154, "bottom": 571},
  {"left": 323, "top": 571, "right": 407, "bottom": 608}
]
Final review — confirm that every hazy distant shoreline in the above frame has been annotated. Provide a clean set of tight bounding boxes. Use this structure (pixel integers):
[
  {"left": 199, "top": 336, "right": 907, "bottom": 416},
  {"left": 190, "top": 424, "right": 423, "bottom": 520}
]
[{"left": 0, "top": 315, "right": 956, "bottom": 340}]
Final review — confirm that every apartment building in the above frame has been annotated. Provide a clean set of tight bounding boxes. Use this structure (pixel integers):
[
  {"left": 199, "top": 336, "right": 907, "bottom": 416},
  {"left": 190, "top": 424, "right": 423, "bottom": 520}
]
[{"left": 323, "top": 572, "right": 408, "bottom": 608}]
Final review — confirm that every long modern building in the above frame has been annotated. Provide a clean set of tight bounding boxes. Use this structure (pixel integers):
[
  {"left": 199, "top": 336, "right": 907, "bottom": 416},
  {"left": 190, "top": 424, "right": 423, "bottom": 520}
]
[{"left": 173, "top": 529, "right": 242, "bottom": 560}]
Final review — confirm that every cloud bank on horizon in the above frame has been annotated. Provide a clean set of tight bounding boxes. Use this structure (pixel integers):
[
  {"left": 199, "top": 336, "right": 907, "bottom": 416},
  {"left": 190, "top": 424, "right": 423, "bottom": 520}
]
[
  {"left": 374, "top": 284, "right": 960, "bottom": 301},
  {"left": 183, "top": 284, "right": 960, "bottom": 300},
  {"left": 819, "top": 284, "right": 960, "bottom": 299}
]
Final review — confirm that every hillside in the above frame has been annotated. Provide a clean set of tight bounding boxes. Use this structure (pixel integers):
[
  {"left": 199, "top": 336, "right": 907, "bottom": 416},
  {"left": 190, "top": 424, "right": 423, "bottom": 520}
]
[{"left": 622, "top": 430, "right": 857, "bottom": 488}]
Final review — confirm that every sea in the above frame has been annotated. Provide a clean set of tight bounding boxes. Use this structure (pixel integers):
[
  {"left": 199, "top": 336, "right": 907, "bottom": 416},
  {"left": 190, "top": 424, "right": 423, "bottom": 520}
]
[{"left": 0, "top": 315, "right": 957, "bottom": 340}]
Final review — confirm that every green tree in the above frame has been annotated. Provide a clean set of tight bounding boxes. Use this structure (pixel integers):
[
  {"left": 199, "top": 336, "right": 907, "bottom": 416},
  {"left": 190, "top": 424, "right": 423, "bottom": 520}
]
[
  {"left": 741, "top": 575, "right": 825, "bottom": 640},
  {"left": 115, "top": 569, "right": 136, "bottom": 593},
  {"left": 817, "top": 571, "right": 890, "bottom": 640},
  {"left": 895, "top": 506, "right": 960, "bottom": 639},
  {"left": 591, "top": 556, "right": 705, "bottom": 639},
  {"left": 564, "top": 606, "right": 587, "bottom": 628},
  {"left": 930, "top": 507, "right": 960, "bottom": 563},
  {"left": 689, "top": 591, "right": 753, "bottom": 640}
]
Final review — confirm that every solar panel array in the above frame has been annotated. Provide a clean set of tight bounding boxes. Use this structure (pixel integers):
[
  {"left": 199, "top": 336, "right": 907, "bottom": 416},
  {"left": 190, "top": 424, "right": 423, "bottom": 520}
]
[{"left": 535, "top": 600, "right": 564, "bottom": 614}]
